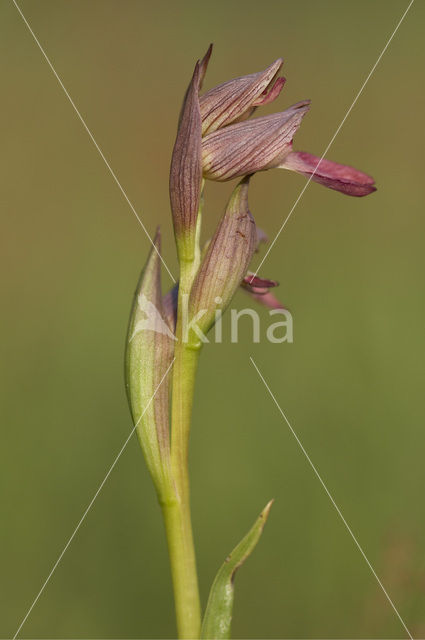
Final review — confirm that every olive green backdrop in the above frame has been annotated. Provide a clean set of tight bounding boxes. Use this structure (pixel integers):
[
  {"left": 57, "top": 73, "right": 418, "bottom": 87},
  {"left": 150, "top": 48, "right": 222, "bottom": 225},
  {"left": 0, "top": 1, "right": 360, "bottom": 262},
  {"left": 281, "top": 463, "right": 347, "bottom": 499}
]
[{"left": 1, "top": 0, "right": 424, "bottom": 637}]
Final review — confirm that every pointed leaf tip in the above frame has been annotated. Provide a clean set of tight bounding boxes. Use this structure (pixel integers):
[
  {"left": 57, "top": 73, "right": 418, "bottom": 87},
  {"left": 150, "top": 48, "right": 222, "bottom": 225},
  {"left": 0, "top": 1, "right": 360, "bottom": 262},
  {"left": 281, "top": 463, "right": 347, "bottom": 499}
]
[{"left": 201, "top": 500, "right": 273, "bottom": 639}]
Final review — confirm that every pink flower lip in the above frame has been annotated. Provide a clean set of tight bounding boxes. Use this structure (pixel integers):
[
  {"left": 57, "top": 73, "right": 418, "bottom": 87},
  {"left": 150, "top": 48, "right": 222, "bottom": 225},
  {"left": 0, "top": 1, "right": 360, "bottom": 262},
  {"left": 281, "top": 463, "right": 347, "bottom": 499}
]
[
  {"left": 250, "top": 291, "right": 285, "bottom": 310},
  {"left": 280, "top": 151, "right": 376, "bottom": 197},
  {"left": 241, "top": 273, "right": 285, "bottom": 309},
  {"left": 242, "top": 275, "right": 279, "bottom": 293}
]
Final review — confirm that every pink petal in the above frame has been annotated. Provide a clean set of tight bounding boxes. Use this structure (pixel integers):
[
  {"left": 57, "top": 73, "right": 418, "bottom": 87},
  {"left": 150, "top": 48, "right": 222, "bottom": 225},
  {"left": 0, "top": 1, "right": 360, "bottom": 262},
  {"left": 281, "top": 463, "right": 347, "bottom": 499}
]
[
  {"left": 244, "top": 289, "right": 285, "bottom": 310},
  {"left": 242, "top": 274, "right": 279, "bottom": 292},
  {"left": 280, "top": 151, "right": 376, "bottom": 197},
  {"left": 252, "top": 76, "right": 286, "bottom": 106},
  {"left": 241, "top": 273, "right": 284, "bottom": 309}
]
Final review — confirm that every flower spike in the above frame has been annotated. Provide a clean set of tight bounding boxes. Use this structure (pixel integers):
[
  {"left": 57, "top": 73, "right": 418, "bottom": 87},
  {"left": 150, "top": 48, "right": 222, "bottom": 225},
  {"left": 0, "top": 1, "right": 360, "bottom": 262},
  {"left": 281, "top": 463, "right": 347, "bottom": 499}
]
[{"left": 127, "top": 47, "right": 378, "bottom": 639}]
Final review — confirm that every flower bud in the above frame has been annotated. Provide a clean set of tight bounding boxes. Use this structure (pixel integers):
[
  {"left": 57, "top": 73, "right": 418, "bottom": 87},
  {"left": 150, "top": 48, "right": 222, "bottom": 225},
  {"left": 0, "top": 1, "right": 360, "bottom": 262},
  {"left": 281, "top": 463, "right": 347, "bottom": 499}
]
[
  {"left": 125, "top": 230, "right": 175, "bottom": 499},
  {"left": 170, "top": 62, "right": 202, "bottom": 260},
  {"left": 200, "top": 58, "right": 285, "bottom": 135},
  {"left": 189, "top": 177, "right": 257, "bottom": 337},
  {"left": 202, "top": 101, "right": 310, "bottom": 181}
]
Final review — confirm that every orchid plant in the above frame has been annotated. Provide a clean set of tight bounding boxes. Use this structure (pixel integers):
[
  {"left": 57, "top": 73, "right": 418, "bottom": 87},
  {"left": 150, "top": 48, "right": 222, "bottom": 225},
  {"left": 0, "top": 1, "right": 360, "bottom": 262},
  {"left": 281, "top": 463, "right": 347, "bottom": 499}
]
[{"left": 125, "top": 45, "right": 375, "bottom": 639}]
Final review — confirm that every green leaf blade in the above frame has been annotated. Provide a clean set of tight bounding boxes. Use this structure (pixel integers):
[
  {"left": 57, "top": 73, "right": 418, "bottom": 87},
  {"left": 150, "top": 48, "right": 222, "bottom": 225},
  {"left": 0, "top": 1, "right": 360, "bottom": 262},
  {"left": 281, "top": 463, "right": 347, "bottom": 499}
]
[{"left": 201, "top": 500, "right": 273, "bottom": 639}]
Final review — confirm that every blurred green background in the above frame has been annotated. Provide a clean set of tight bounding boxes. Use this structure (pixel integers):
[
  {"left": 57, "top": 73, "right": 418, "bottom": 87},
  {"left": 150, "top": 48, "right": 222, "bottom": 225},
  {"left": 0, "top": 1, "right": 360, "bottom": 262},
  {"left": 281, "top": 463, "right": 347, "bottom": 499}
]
[{"left": 1, "top": 0, "right": 424, "bottom": 637}]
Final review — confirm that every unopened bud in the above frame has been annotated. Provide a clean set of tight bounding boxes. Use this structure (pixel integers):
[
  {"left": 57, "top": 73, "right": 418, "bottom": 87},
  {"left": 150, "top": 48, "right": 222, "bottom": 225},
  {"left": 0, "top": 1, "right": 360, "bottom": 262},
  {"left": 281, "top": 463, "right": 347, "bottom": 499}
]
[{"left": 189, "top": 177, "right": 257, "bottom": 338}]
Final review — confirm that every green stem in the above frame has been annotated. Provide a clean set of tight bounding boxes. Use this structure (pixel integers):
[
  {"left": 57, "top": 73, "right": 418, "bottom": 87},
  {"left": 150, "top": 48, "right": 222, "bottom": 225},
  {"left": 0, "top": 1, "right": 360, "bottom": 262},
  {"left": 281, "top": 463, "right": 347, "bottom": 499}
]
[
  {"left": 162, "top": 490, "right": 200, "bottom": 639},
  {"left": 162, "top": 251, "right": 202, "bottom": 638}
]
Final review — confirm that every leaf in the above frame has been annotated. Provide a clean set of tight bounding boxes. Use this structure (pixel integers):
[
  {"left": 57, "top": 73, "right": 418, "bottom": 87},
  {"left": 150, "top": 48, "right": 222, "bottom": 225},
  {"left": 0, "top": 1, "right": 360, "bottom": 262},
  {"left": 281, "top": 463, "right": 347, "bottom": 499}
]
[
  {"left": 201, "top": 500, "right": 273, "bottom": 639},
  {"left": 125, "top": 229, "right": 175, "bottom": 501}
]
